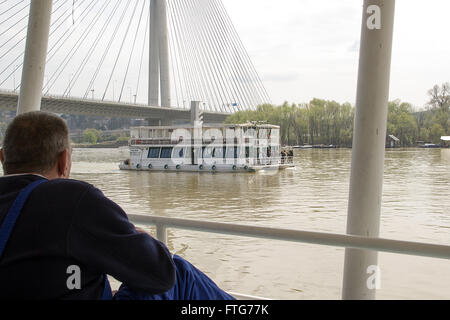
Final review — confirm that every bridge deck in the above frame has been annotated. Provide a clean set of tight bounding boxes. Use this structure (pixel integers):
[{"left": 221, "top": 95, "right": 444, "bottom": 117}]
[{"left": 0, "top": 91, "right": 229, "bottom": 123}]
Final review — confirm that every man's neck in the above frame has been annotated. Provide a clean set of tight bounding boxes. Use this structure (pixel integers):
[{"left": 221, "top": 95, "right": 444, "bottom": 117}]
[{"left": 0, "top": 173, "right": 48, "bottom": 180}]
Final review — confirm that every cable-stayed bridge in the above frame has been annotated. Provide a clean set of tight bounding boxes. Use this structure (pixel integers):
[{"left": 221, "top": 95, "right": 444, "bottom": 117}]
[{"left": 0, "top": 0, "right": 271, "bottom": 122}]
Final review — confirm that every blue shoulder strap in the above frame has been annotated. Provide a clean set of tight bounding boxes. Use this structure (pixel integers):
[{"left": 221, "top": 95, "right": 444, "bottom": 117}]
[
  {"left": 0, "top": 178, "right": 113, "bottom": 300},
  {"left": 0, "top": 179, "right": 47, "bottom": 257},
  {"left": 102, "top": 275, "right": 113, "bottom": 300}
]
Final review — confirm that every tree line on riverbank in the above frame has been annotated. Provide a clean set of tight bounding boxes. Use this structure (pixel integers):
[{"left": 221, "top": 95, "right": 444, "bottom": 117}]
[{"left": 226, "top": 83, "right": 450, "bottom": 147}]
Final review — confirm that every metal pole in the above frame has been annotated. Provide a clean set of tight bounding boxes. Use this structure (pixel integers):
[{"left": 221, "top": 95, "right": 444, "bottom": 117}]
[
  {"left": 158, "top": 0, "right": 171, "bottom": 108},
  {"left": 17, "top": 0, "right": 53, "bottom": 115},
  {"left": 342, "top": 0, "right": 396, "bottom": 300}
]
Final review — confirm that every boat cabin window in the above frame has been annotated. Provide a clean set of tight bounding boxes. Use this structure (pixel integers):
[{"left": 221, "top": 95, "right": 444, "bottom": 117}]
[
  {"left": 212, "top": 147, "right": 222, "bottom": 158},
  {"left": 173, "top": 147, "right": 185, "bottom": 158},
  {"left": 148, "top": 147, "right": 161, "bottom": 158},
  {"left": 203, "top": 147, "right": 221, "bottom": 158},
  {"left": 160, "top": 147, "right": 173, "bottom": 159},
  {"left": 202, "top": 147, "right": 211, "bottom": 158},
  {"left": 225, "top": 146, "right": 239, "bottom": 159}
]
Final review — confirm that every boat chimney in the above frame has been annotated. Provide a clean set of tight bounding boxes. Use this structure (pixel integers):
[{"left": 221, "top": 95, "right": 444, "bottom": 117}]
[{"left": 190, "top": 101, "right": 202, "bottom": 126}]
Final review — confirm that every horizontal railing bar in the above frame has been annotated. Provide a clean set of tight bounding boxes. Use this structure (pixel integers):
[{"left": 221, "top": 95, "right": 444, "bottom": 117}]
[
  {"left": 129, "top": 214, "right": 450, "bottom": 260},
  {"left": 227, "top": 292, "right": 271, "bottom": 300}
]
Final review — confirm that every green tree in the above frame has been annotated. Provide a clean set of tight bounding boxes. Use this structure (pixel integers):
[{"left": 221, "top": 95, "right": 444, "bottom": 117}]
[
  {"left": 225, "top": 100, "right": 355, "bottom": 146},
  {"left": 425, "top": 83, "right": 450, "bottom": 140},
  {"left": 83, "top": 128, "right": 102, "bottom": 144},
  {"left": 428, "top": 83, "right": 450, "bottom": 112},
  {"left": 387, "top": 100, "right": 417, "bottom": 146},
  {"left": 429, "top": 123, "right": 445, "bottom": 144}
]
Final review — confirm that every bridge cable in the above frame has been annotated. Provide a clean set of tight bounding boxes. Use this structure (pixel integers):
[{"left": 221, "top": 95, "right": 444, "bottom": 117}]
[
  {"left": 0, "top": 0, "right": 25, "bottom": 19},
  {"left": 135, "top": 5, "right": 150, "bottom": 105},
  {"left": 44, "top": 0, "right": 106, "bottom": 95},
  {"left": 176, "top": 0, "right": 220, "bottom": 112},
  {"left": 175, "top": 0, "right": 221, "bottom": 112},
  {"left": 211, "top": 0, "right": 266, "bottom": 109},
  {"left": 196, "top": 0, "right": 242, "bottom": 113},
  {"left": 46, "top": 0, "right": 88, "bottom": 61},
  {"left": 168, "top": 0, "right": 196, "bottom": 109},
  {"left": 199, "top": 0, "right": 242, "bottom": 113},
  {"left": 213, "top": 0, "right": 262, "bottom": 109},
  {"left": 187, "top": 0, "right": 232, "bottom": 112},
  {"left": 171, "top": 0, "right": 205, "bottom": 108},
  {"left": 204, "top": 0, "right": 253, "bottom": 112},
  {"left": 194, "top": 0, "right": 238, "bottom": 112},
  {"left": 167, "top": 1, "right": 181, "bottom": 109},
  {"left": 206, "top": 0, "right": 253, "bottom": 111},
  {"left": 84, "top": 0, "right": 132, "bottom": 99},
  {"left": 104, "top": 0, "right": 140, "bottom": 102},
  {"left": 118, "top": 0, "right": 146, "bottom": 103},
  {"left": 217, "top": 0, "right": 271, "bottom": 106},
  {"left": 63, "top": 0, "right": 123, "bottom": 98},
  {"left": 0, "top": 1, "right": 29, "bottom": 30},
  {"left": 215, "top": 0, "right": 271, "bottom": 106},
  {"left": 0, "top": 0, "right": 68, "bottom": 87},
  {"left": 1, "top": 0, "right": 85, "bottom": 89}
]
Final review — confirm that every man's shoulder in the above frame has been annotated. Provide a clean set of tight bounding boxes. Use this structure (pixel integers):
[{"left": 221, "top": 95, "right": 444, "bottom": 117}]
[
  {"left": 46, "top": 178, "right": 94, "bottom": 190},
  {"left": 42, "top": 178, "right": 102, "bottom": 198}
]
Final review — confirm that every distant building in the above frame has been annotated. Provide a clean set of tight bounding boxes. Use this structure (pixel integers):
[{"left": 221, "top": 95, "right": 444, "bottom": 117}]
[{"left": 386, "top": 135, "right": 400, "bottom": 148}]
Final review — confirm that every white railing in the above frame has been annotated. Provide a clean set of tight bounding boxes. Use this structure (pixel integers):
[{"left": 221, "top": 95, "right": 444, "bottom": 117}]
[{"left": 128, "top": 214, "right": 450, "bottom": 299}]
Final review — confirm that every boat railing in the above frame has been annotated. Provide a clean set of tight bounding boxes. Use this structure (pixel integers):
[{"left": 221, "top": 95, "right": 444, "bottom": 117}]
[{"left": 128, "top": 214, "right": 450, "bottom": 300}]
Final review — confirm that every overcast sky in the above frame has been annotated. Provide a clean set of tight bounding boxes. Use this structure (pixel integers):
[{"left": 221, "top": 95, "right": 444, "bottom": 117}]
[
  {"left": 223, "top": 0, "right": 450, "bottom": 108},
  {"left": 1, "top": 0, "right": 449, "bottom": 110}
]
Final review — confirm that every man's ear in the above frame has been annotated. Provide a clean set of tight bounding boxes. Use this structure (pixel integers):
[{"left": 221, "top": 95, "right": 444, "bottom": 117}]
[
  {"left": 56, "top": 149, "right": 69, "bottom": 178},
  {"left": 0, "top": 149, "right": 4, "bottom": 165}
]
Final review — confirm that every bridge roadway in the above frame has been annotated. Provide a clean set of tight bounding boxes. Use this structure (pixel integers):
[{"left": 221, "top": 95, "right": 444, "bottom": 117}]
[{"left": 0, "top": 91, "right": 230, "bottom": 124}]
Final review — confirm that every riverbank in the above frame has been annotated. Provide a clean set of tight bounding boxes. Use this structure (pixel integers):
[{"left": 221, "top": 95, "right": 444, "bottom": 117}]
[{"left": 72, "top": 140, "right": 128, "bottom": 148}]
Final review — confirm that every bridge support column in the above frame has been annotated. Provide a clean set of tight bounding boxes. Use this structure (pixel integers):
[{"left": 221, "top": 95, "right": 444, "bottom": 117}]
[
  {"left": 148, "top": 0, "right": 159, "bottom": 106},
  {"left": 342, "top": 0, "right": 396, "bottom": 300},
  {"left": 17, "top": 0, "right": 53, "bottom": 115},
  {"left": 158, "top": 0, "right": 171, "bottom": 108},
  {"left": 148, "top": 0, "right": 171, "bottom": 107}
]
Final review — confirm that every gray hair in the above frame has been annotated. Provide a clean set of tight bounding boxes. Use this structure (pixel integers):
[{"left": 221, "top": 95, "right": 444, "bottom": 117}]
[{"left": 2, "top": 111, "right": 70, "bottom": 175}]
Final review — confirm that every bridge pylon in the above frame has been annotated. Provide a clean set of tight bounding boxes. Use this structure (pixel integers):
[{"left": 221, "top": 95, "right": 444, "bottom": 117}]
[
  {"left": 149, "top": 0, "right": 171, "bottom": 108},
  {"left": 17, "top": 0, "right": 53, "bottom": 115}
]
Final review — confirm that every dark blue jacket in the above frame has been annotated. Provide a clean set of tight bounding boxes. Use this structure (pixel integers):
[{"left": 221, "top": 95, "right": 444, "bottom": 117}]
[{"left": 0, "top": 174, "right": 176, "bottom": 299}]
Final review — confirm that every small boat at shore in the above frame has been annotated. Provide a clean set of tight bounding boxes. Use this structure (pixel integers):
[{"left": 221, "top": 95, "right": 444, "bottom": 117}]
[
  {"left": 119, "top": 122, "right": 295, "bottom": 173},
  {"left": 419, "top": 143, "right": 441, "bottom": 149}
]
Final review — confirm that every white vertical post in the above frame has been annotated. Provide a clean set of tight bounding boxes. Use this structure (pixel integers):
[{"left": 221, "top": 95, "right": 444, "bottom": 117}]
[
  {"left": 156, "top": 224, "right": 167, "bottom": 244},
  {"left": 17, "top": 0, "right": 53, "bottom": 115},
  {"left": 158, "top": 0, "right": 171, "bottom": 108},
  {"left": 149, "top": 0, "right": 160, "bottom": 106},
  {"left": 342, "top": 0, "right": 396, "bottom": 300}
]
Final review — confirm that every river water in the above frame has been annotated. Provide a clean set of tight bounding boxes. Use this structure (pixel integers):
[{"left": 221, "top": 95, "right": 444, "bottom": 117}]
[{"left": 3, "top": 148, "right": 450, "bottom": 299}]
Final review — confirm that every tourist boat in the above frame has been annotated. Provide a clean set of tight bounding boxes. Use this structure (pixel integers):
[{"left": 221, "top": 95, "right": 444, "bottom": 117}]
[{"left": 119, "top": 122, "right": 295, "bottom": 173}]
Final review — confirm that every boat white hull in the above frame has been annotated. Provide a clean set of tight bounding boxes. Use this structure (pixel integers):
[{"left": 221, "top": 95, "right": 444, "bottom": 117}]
[{"left": 119, "top": 162, "right": 293, "bottom": 173}]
